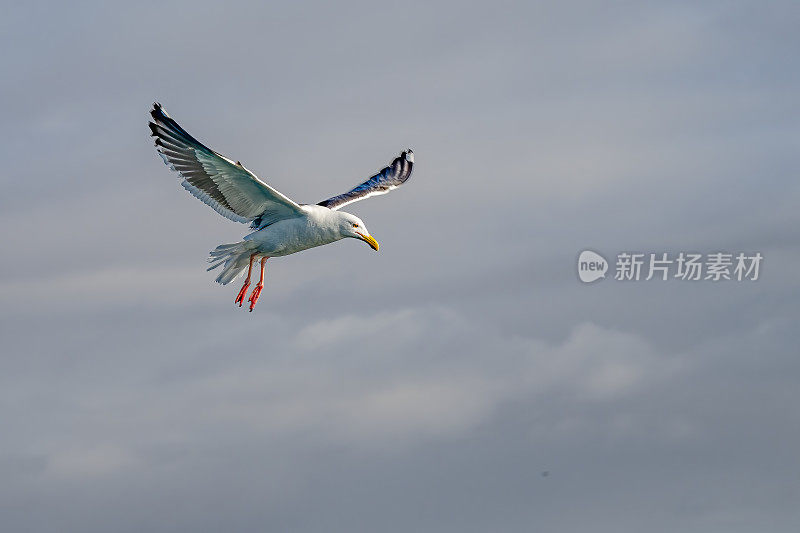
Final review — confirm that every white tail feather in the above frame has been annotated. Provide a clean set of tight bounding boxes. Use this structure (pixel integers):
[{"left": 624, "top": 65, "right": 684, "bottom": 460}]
[{"left": 207, "top": 241, "right": 254, "bottom": 285}]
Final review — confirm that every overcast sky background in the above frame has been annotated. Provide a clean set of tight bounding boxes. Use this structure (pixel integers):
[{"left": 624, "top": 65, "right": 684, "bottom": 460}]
[{"left": 1, "top": 1, "right": 799, "bottom": 531}]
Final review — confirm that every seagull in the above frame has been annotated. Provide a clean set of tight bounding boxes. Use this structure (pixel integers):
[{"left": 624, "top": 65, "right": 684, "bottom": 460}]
[{"left": 149, "top": 103, "right": 414, "bottom": 311}]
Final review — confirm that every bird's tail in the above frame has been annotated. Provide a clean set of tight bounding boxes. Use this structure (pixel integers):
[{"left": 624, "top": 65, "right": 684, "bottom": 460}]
[{"left": 207, "top": 241, "right": 254, "bottom": 285}]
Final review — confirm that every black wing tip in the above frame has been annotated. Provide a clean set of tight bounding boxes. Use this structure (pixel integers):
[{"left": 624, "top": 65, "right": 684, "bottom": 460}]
[{"left": 150, "top": 102, "right": 169, "bottom": 122}]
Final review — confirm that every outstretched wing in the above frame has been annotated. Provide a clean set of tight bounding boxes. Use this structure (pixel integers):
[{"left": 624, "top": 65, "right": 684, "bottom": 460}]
[
  {"left": 317, "top": 150, "right": 414, "bottom": 210},
  {"left": 149, "top": 103, "right": 304, "bottom": 226}
]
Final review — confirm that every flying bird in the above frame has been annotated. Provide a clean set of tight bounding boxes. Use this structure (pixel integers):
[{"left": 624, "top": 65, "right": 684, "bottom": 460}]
[{"left": 149, "top": 103, "right": 414, "bottom": 311}]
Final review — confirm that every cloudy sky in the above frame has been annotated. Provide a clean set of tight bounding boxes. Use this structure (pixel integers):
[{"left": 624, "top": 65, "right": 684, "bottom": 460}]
[{"left": 1, "top": 1, "right": 799, "bottom": 531}]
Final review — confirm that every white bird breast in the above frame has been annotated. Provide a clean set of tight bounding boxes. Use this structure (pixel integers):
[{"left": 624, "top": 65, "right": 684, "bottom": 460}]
[{"left": 242, "top": 207, "right": 342, "bottom": 257}]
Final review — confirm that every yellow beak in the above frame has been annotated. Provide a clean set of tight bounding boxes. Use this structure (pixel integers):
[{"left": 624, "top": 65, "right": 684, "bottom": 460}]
[{"left": 357, "top": 232, "right": 379, "bottom": 251}]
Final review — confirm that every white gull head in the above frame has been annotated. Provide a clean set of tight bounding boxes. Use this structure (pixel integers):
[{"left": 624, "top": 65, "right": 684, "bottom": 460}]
[{"left": 332, "top": 211, "right": 379, "bottom": 251}]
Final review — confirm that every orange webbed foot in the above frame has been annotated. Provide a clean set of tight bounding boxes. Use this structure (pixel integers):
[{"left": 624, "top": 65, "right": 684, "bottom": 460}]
[
  {"left": 248, "top": 283, "right": 263, "bottom": 312},
  {"left": 235, "top": 280, "right": 251, "bottom": 307}
]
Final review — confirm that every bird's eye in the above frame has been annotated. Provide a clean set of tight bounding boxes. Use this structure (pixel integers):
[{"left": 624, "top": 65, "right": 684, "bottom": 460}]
[{"left": 352, "top": 223, "right": 359, "bottom": 228}]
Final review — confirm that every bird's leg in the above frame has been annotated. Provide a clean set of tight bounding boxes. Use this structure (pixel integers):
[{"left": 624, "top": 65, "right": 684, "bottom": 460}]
[
  {"left": 235, "top": 254, "right": 256, "bottom": 307},
  {"left": 248, "top": 257, "right": 268, "bottom": 312}
]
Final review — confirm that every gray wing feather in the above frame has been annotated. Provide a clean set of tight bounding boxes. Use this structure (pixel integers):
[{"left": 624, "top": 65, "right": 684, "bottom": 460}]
[
  {"left": 318, "top": 150, "right": 414, "bottom": 210},
  {"left": 149, "top": 103, "right": 304, "bottom": 226}
]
